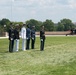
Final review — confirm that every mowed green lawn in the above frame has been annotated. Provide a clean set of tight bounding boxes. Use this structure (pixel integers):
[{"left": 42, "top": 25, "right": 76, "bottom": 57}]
[{"left": 0, "top": 36, "right": 76, "bottom": 75}]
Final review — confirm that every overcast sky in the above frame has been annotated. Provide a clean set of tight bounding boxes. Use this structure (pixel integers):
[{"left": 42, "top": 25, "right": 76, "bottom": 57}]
[{"left": 0, "top": 0, "right": 76, "bottom": 23}]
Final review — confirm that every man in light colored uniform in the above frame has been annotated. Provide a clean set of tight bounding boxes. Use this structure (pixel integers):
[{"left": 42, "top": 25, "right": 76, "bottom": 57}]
[{"left": 21, "top": 24, "right": 26, "bottom": 51}]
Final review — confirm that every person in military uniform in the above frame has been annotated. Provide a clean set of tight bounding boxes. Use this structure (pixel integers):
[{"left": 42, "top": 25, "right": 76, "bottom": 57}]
[
  {"left": 74, "top": 28, "right": 76, "bottom": 34},
  {"left": 14, "top": 24, "right": 20, "bottom": 52},
  {"left": 31, "top": 26, "right": 36, "bottom": 49},
  {"left": 40, "top": 25, "right": 45, "bottom": 51},
  {"left": 26, "top": 25, "right": 31, "bottom": 50},
  {"left": 8, "top": 23, "right": 15, "bottom": 52},
  {"left": 21, "top": 24, "right": 26, "bottom": 51}
]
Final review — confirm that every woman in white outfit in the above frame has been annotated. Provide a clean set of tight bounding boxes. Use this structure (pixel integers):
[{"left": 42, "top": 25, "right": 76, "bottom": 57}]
[{"left": 21, "top": 24, "right": 26, "bottom": 51}]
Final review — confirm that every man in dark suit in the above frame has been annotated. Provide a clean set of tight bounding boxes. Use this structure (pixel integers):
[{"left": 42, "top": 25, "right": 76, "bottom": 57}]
[
  {"left": 31, "top": 26, "right": 36, "bottom": 49},
  {"left": 8, "top": 23, "right": 15, "bottom": 52},
  {"left": 40, "top": 25, "right": 45, "bottom": 51},
  {"left": 26, "top": 25, "right": 31, "bottom": 50}
]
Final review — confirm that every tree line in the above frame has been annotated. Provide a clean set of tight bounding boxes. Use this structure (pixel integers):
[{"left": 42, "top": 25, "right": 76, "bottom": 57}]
[{"left": 0, "top": 18, "right": 76, "bottom": 33}]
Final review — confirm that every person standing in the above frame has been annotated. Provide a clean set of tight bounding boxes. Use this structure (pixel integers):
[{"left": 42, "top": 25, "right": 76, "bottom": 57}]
[
  {"left": 8, "top": 23, "right": 15, "bottom": 52},
  {"left": 40, "top": 25, "right": 46, "bottom": 51},
  {"left": 21, "top": 24, "right": 26, "bottom": 51},
  {"left": 26, "top": 25, "right": 31, "bottom": 50},
  {"left": 14, "top": 24, "right": 20, "bottom": 52},
  {"left": 31, "top": 26, "right": 36, "bottom": 49}
]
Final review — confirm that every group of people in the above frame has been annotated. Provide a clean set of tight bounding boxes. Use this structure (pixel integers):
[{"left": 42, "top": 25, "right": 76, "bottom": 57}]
[{"left": 8, "top": 23, "right": 46, "bottom": 52}]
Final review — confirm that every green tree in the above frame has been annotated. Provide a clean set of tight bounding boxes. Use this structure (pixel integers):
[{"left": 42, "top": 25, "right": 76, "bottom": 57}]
[
  {"left": 0, "top": 18, "right": 10, "bottom": 26},
  {"left": 60, "top": 18, "right": 75, "bottom": 31},
  {"left": 42, "top": 19, "right": 54, "bottom": 31},
  {"left": 0, "top": 18, "right": 10, "bottom": 31},
  {"left": 26, "top": 19, "right": 42, "bottom": 31},
  {"left": 57, "top": 22, "right": 64, "bottom": 31}
]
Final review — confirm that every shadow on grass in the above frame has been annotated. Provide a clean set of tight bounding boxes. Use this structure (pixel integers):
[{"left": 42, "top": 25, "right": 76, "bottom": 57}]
[{"left": 0, "top": 48, "right": 41, "bottom": 54}]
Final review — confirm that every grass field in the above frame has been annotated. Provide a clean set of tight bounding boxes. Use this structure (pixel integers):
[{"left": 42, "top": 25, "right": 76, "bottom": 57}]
[{"left": 0, "top": 36, "right": 76, "bottom": 75}]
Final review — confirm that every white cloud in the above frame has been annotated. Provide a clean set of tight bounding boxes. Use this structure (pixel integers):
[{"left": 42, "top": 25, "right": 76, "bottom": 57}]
[
  {"left": 68, "top": 0, "right": 76, "bottom": 9},
  {"left": 0, "top": 0, "right": 76, "bottom": 22}
]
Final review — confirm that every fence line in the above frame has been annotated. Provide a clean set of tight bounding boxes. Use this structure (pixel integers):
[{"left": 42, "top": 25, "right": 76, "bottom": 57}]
[{"left": 0, "top": 31, "right": 72, "bottom": 38}]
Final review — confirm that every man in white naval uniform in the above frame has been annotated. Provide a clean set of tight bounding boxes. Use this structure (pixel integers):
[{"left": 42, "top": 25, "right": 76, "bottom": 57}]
[{"left": 21, "top": 24, "right": 26, "bottom": 51}]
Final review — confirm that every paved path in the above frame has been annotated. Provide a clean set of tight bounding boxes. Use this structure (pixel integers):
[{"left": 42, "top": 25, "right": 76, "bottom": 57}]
[
  {"left": 0, "top": 35, "right": 76, "bottom": 39},
  {"left": 0, "top": 36, "right": 8, "bottom": 39}
]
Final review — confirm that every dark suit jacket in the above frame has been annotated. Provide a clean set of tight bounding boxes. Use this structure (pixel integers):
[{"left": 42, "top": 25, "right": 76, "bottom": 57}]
[
  {"left": 40, "top": 30, "right": 45, "bottom": 40},
  {"left": 8, "top": 28, "right": 15, "bottom": 40},
  {"left": 14, "top": 29, "right": 20, "bottom": 39},
  {"left": 31, "top": 29, "right": 35, "bottom": 38},
  {"left": 26, "top": 28, "right": 31, "bottom": 39}
]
